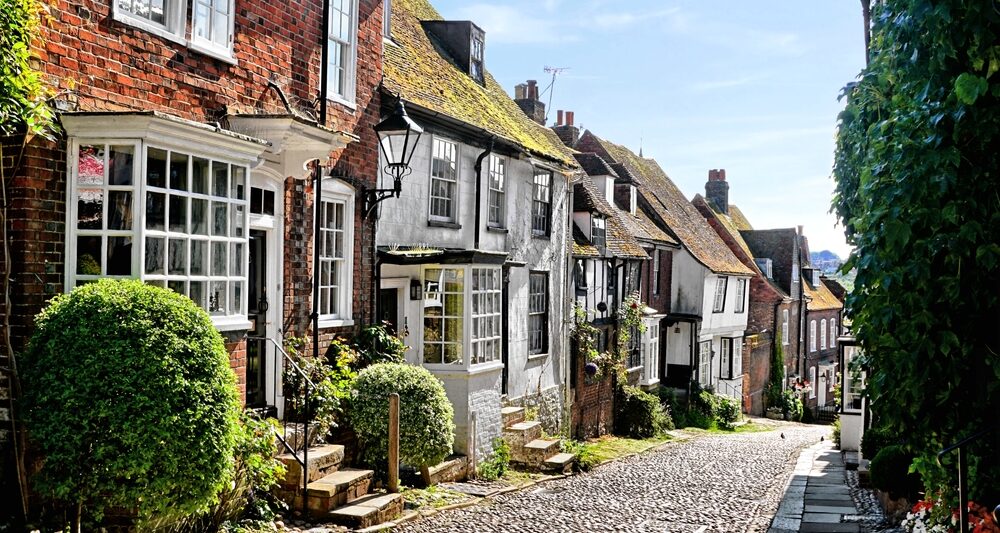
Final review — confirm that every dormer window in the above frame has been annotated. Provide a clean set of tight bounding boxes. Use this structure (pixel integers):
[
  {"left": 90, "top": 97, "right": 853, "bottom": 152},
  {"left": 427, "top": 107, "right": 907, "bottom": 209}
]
[
  {"left": 591, "top": 216, "right": 606, "bottom": 250},
  {"left": 754, "top": 258, "right": 773, "bottom": 279},
  {"left": 470, "top": 30, "right": 485, "bottom": 85},
  {"left": 812, "top": 270, "right": 821, "bottom": 286}
]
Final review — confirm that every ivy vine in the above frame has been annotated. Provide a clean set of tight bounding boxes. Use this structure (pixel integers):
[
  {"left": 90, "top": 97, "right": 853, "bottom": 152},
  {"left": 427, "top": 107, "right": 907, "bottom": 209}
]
[
  {"left": 1, "top": 0, "right": 56, "bottom": 137},
  {"left": 833, "top": 0, "right": 1000, "bottom": 508}
]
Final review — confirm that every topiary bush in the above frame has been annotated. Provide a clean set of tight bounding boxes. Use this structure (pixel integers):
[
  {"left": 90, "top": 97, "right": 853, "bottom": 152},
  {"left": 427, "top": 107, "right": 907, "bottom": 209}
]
[
  {"left": 349, "top": 363, "right": 455, "bottom": 475},
  {"left": 715, "top": 395, "right": 741, "bottom": 430},
  {"left": 21, "top": 279, "right": 241, "bottom": 525},
  {"left": 614, "top": 385, "right": 670, "bottom": 438},
  {"left": 870, "top": 445, "right": 922, "bottom": 501},
  {"left": 862, "top": 424, "right": 897, "bottom": 460}
]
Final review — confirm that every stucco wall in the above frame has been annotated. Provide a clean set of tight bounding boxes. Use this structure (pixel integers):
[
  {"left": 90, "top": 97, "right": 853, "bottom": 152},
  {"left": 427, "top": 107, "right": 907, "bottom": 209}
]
[{"left": 670, "top": 249, "right": 707, "bottom": 316}]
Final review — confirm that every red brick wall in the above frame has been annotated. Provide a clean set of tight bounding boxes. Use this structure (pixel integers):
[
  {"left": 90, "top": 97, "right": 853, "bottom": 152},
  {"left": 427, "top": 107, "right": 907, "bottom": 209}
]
[
  {"left": 571, "top": 327, "right": 615, "bottom": 439},
  {"left": 803, "top": 308, "right": 841, "bottom": 409}
]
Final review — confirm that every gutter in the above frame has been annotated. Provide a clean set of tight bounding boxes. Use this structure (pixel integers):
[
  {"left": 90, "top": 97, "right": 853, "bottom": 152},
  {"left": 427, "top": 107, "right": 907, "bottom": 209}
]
[{"left": 473, "top": 138, "right": 495, "bottom": 250}]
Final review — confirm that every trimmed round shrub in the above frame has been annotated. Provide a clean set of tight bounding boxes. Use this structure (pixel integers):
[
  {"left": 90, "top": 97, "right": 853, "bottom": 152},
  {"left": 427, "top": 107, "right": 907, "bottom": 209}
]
[
  {"left": 615, "top": 385, "right": 671, "bottom": 438},
  {"left": 870, "top": 445, "right": 921, "bottom": 500},
  {"left": 21, "top": 279, "right": 241, "bottom": 523},
  {"left": 349, "top": 363, "right": 455, "bottom": 473}
]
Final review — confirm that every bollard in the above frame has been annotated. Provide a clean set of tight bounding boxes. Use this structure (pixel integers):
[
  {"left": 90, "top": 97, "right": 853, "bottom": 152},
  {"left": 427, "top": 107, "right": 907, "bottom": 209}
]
[{"left": 388, "top": 393, "right": 400, "bottom": 493}]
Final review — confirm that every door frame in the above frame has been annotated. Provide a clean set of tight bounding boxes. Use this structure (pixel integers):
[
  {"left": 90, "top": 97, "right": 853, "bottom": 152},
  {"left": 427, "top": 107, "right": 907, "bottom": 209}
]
[
  {"left": 250, "top": 168, "right": 285, "bottom": 414},
  {"left": 379, "top": 277, "right": 408, "bottom": 336}
]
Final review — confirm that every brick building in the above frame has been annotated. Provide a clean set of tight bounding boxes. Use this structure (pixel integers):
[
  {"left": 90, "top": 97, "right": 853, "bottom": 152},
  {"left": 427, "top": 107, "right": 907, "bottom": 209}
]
[
  {"left": 1, "top": 0, "right": 387, "bottom": 502},
  {"left": 798, "top": 235, "right": 844, "bottom": 411}
]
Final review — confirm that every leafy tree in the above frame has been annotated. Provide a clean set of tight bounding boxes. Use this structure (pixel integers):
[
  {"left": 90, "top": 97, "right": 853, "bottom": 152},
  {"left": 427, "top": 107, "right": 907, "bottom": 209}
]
[
  {"left": 833, "top": 0, "right": 1000, "bottom": 507},
  {"left": 21, "top": 280, "right": 241, "bottom": 528}
]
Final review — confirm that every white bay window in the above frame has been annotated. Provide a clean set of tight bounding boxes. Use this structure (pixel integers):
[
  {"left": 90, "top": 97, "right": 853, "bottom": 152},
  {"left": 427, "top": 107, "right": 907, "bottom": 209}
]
[
  {"left": 421, "top": 265, "right": 503, "bottom": 370},
  {"left": 64, "top": 114, "right": 267, "bottom": 330}
]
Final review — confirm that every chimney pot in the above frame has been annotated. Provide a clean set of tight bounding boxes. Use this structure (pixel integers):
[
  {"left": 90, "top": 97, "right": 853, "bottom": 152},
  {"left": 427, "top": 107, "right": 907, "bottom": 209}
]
[
  {"left": 719, "top": 169, "right": 726, "bottom": 181},
  {"left": 556, "top": 110, "right": 564, "bottom": 126},
  {"left": 566, "top": 111, "right": 574, "bottom": 127},
  {"left": 514, "top": 83, "right": 527, "bottom": 100}
]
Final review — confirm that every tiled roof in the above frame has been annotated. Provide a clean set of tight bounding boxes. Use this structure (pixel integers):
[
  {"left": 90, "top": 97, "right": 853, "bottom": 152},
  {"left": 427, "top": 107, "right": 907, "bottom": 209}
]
[
  {"left": 616, "top": 208, "right": 678, "bottom": 246},
  {"left": 610, "top": 162, "right": 642, "bottom": 185},
  {"left": 584, "top": 133, "right": 752, "bottom": 276},
  {"left": 804, "top": 279, "right": 843, "bottom": 311},
  {"left": 384, "top": 0, "right": 576, "bottom": 166},
  {"left": 572, "top": 225, "right": 600, "bottom": 258},
  {"left": 574, "top": 180, "right": 647, "bottom": 260},
  {"left": 728, "top": 205, "right": 753, "bottom": 231},
  {"left": 574, "top": 153, "right": 618, "bottom": 178}
]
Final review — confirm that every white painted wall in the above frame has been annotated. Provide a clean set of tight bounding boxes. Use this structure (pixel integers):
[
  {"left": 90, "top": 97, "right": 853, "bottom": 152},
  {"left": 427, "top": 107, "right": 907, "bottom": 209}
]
[
  {"left": 670, "top": 248, "right": 707, "bottom": 316},
  {"left": 700, "top": 274, "right": 751, "bottom": 336}
]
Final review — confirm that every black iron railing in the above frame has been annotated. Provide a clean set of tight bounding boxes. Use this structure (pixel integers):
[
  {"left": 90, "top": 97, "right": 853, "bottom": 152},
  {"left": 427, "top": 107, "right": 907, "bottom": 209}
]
[
  {"left": 938, "top": 427, "right": 994, "bottom": 533},
  {"left": 247, "top": 335, "right": 315, "bottom": 511}
]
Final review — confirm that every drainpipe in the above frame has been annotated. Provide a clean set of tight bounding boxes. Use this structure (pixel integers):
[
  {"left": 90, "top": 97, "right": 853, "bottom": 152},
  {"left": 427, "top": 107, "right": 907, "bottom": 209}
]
[
  {"left": 319, "top": 0, "right": 330, "bottom": 125},
  {"left": 561, "top": 184, "right": 573, "bottom": 434},
  {"left": 501, "top": 265, "right": 510, "bottom": 395},
  {"left": 473, "top": 139, "right": 495, "bottom": 250}
]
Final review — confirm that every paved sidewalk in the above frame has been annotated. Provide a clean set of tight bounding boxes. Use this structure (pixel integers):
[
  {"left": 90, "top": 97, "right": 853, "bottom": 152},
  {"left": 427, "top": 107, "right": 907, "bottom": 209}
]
[{"left": 770, "top": 440, "right": 861, "bottom": 533}]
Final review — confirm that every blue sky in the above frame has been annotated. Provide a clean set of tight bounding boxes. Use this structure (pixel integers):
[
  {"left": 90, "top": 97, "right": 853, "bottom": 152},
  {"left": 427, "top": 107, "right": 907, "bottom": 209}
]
[{"left": 430, "top": 0, "right": 866, "bottom": 258}]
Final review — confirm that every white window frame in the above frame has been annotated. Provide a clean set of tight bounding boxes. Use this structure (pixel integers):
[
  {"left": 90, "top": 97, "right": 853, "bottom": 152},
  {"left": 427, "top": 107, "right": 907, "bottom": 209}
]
[
  {"left": 641, "top": 320, "right": 660, "bottom": 385},
  {"left": 782, "top": 309, "right": 790, "bottom": 345},
  {"left": 528, "top": 271, "right": 548, "bottom": 355},
  {"left": 820, "top": 318, "right": 828, "bottom": 350},
  {"left": 712, "top": 276, "right": 727, "bottom": 313},
  {"left": 317, "top": 179, "right": 356, "bottom": 328},
  {"left": 487, "top": 154, "right": 506, "bottom": 228},
  {"left": 113, "top": 0, "right": 188, "bottom": 45},
  {"left": 326, "top": 0, "right": 359, "bottom": 105},
  {"left": 652, "top": 250, "right": 660, "bottom": 295},
  {"left": 428, "top": 137, "right": 459, "bottom": 223},
  {"left": 734, "top": 278, "right": 746, "bottom": 313},
  {"left": 531, "top": 168, "right": 552, "bottom": 236},
  {"left": 471, "top": 267, "right": 502, "bottom": 365},
  {"left": 809, "top": 319, "right": 817, "bottom": 352},
  {"left": 420, "top": 265, "right": 504, "bottom": 372},
  {"left": 809, "top": 366, "right": 817, "bottom": 399},
  {"left": 66, "top": 135, "right": 254, "bottom": 331},
  {"left": 189, "top": 0, "right": 237, "bottom": 62},
  {"left": 831, "top": 319, "right": 837, "bottom": 348},
  {"left": 698, "top": 341, "right": 711, "bottom": 386},
  {"left": 382, "top": 0, "right": 391, "bottom": 38}
]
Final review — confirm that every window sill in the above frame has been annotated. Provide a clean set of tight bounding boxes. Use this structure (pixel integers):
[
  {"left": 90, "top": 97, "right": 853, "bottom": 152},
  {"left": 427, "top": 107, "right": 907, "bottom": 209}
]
[
  {"left": 428, "top": 220, "right": 461, "bottom": 229},
  {"left": 527, "top": 352, "right": 548, "bottom": 362},
  {"left": 213, "top": 317, "right": 253, "bottom": 332},
  {"left": 318, "top": 318, "right": 355, "bottom": 329},
  {"left": 639, "top": 377, "right": 660, "bottom": 387},
  {"left": 326, "top": 95, "right": 357, "bottom": 111},
  {"left": 423, "top": 360, "right": 504, "bottom": 376},
  {"left": 531, "top": 232, "right": 550, "bottom": 240},
  {"left": 112, "top": 12, "right": 186, "bottom": 45},
  {"left": 626, "top": 366, "right": 642, "bottom": 373},
  {"left": 186, "top": 41, "right": 238, "bottom": 65},
  {"left": 486, "top": 226, "right": 508, "bottom": 234}
]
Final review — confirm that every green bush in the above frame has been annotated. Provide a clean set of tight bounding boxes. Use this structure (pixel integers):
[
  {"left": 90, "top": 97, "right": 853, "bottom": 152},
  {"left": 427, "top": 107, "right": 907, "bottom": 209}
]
[
  {"left": 832, "top": 419, "right": 842, "bottom": 449},
  {"left": 561, "top": 440, "right": 599, "bottom": 472},
  {"left": 283, "top": 336, "right": 357, "bottom": 437},
  {"left": 781, "top": 390, "right": 804, "bottom": 422},
  {"left": 352, "top": 323, "right": 406, "bottom": 369},
  {"left": 477, "top": 438, "right": 511, "bottom": 481},
  {"left": 870, "top": 445, "right": 921, "bottom": 500},
  {"left": 21, "top": 279, "right": 241, "bottom": 524},
  {"left": 614, "top": 386, "right": 670, "bottom": 438},
  {"left": 715, "top": 395, "right": 741, "bottom": 430},
  {"left": 349, "top": 363, "right": 455, "bottom": 475},
  {"left": 862, "top": 425, "right": 896, "bottom": 460}
]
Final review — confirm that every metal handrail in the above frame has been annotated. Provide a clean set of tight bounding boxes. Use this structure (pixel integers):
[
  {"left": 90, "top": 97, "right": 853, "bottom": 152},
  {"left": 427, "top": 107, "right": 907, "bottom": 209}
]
[
  {"left": 938, "top": 427, "right": 995, "bottom": 533},
  {"left": 247, "top": 335, "right": 315, "bottom": 512}
]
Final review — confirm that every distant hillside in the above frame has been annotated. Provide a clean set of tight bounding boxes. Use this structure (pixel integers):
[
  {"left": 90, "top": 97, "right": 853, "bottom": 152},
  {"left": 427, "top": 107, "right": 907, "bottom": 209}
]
[{"left": 811, "top": 250, "right": 843, "bottom": 274}]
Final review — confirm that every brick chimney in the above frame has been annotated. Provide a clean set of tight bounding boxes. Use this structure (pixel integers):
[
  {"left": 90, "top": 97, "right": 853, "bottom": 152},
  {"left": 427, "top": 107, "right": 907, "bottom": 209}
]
[
  {"left": 514, "top": 79, "right": 545, "bottom": 125},
  {"left": 705, "top": 168, "right": 729, "bottom": 214},
  {"left": 552, "top": 109, "right": 579, "bottom": 148}
]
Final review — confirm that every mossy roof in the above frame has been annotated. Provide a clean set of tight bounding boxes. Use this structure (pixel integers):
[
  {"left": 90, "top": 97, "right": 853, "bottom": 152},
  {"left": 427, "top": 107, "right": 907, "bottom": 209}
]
[
  {"left": 574, "top": 179, "right": 647, "bottom": 260},
  {"left": 384, "top": 0, "right": 577, "bottom": 166},
  {"left": 804, "top": 278, "right": 844, "bottom": 311},
  {"left": 583, "top": 132, "right": 752, "bottom": 276}
]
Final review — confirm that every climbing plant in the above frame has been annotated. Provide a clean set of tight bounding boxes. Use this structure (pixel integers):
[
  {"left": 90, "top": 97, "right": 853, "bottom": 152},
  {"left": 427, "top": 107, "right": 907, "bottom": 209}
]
[
  {"left": 833, "top": 0, "right": 1000, "bottom": 508},
  {"left": 765, "top": 327, "right": 785, "bottom": 411},
  {"left": 1, "top": 0, "right": 56, "bottom": 137}
]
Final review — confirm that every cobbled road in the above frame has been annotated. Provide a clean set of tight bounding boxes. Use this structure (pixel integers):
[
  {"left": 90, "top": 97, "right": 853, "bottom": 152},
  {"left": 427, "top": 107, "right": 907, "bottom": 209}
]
[{"left": 397, "top": 423, "right": 830, "bottom": 533}]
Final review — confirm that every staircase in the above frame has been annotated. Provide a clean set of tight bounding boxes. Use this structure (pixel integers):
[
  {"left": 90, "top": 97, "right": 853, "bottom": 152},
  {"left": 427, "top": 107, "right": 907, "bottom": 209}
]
[
  {"left": 274, "top": 443, "right": 403, "bottom": 529},
  {"left": 500, "top": 406, "right": 574, "bottom": 474}
]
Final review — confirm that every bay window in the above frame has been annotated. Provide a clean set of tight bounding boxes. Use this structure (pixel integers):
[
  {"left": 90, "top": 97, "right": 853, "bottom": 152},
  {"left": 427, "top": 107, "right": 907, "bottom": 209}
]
[
  {"left": 471, "top": 268, "right": 501, "bottom": 364},
  {"left": 421, "top": 265, "right": 503, "bottom": 369}
]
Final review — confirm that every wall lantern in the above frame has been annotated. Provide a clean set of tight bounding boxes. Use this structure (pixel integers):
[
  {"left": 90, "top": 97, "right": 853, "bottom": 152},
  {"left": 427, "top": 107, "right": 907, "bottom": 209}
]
[
  {"left": 367, "top": 99, "right": 424, "bottom": 214},
  {"left": 409, "top": 279, "right": 423, "bottom": 301}
]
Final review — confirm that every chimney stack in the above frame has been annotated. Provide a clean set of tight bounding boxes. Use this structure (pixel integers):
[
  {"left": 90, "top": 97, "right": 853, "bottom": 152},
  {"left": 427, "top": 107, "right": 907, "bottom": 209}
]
[
  {"left": 705, "top": 168, "right": 730, "bottom": 214},
  {"left": 513, "top": 79, "right": 546, "bottom": 125},
  {"left": 551, "top": 109, "right": 580, "bottom": 148}
]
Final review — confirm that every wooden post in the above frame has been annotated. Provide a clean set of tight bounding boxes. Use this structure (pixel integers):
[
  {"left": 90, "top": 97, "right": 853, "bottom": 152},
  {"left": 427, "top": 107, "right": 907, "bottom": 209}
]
[
  {"left": 388, "top": 393, "right": 400, "bottom": 493},
  {"left": 469, "top": 412, "right": 477, "bottom": 480}
]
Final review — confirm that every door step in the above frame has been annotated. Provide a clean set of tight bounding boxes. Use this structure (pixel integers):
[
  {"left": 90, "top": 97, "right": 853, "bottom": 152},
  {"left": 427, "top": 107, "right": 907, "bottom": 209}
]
[
  {"left": 500, "top": 406, "right": 525, "bottom": 427},
  {"left": 327, "top": 493, "right": 404, "bottom": 529},
  {"left": 278, "top": 444, "right": 346, "bottom": 488},
  {"left": 542, "top": 452, "right": 575, "bottom": 474}
]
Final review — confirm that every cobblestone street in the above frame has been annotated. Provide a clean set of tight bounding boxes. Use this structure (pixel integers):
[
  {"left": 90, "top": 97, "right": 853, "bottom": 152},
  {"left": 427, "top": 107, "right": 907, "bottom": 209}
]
[{"left": 397, "top": 424, "right": 831, "bottom": 533}]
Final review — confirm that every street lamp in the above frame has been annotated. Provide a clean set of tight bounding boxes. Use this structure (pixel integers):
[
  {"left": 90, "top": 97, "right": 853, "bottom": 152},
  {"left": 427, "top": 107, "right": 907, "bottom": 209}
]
[{"left": 367, "top": 99, "right": 424, "bottom": 215}]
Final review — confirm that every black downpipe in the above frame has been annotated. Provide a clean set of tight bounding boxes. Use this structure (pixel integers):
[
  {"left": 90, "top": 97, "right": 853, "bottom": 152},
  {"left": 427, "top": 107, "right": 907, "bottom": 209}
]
[
  {"left": 501, "top": 265, "right": 510, "bottom": 395},
  {"left": 473, "top": 139, "right": 495, "bottom": 250},
  {"left": 319, "top": 0, "right": 330, "bottom": 124}
]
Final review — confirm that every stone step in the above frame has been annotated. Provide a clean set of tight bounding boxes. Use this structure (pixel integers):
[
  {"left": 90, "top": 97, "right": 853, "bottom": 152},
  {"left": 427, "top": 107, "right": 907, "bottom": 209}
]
[
  {"left": 501, "top": 406, "right": 525, "bottom": 427},
  {"left": 542, "top": 452, "right": 575, "bottom": 474},
  {"left": 278, "top": 444, "right": 345, "bottom": 488},
  {"left": 327, "top": 492, "right": 404, "bottom": 530},
  {"left": 302, "top": 468, "right": 373, "bottom": 517},
  {"left": 503, "top": 420, "right": 542, "bottom": 450},
  {"left": 518, "top": 438, "right": 561, "bottom": 466}
]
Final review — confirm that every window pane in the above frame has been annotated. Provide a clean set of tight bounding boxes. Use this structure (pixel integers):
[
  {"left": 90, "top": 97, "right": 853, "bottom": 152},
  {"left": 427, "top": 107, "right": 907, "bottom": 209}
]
[
  {"left": 77, "top": 190, "right": 103, "bottom": 230},
  {"left": 143, "top": 191, "right": 165, "bottom": 230},
  {"left": 168, "top": 279, "right": 186, "bottom": 295},
  {"left": 169, "top": 195, "right": 187, "bottom": 233},
  {"left": 191, "top": 198, "right": 208, "bottom": 235},
  {"left": 424, "top": 342, "right": 442, "bottom": 364},
  {"left": 194, "top": 0, "right": 210, "bottom": 40},
  {"left": 107, "top": 191, "right": 133, "bottom": 230},
  {"left": 231, "top": 205, "right": 244, "bottom": 237},
  {"left": 76, "top": 236, "right": 102, "bottom": 275},
  {"left": 209, "top": 280, "right": 226, "bottom": 315},
  {"left": 212, "top": 162, "right": 228, "bottom": 197},
  {"left": 147, "top": 148, "right": 167, "bottom": 188},
  {"left": 263, "top": 189, "right": 274, "bottom": 215},
  {"left": 230, "top": 280, "right": 242, "bottom": 315},
  {"left": 212, "top": 241, "right": 227, "bottom": 276},
  {"left": 169, "top": 238, "right": 187, "bottom": 275},
  {"left": 212, "top": 201, "right": 228, "bottom": 236},
  {"left": 192, "top": 157, "right": 209, "bottom": 194},
  {"left": 190, "top": 240, "right": 207, "bottom": 275},
  {"left": 78, "top": 145, "right": 105, "bottom": 185},
  {"left": 109, "top": 146, "right": 134, "bottom": 186},
  {"left": 169, "top": 152, "right": 188, "bottom": 191},
  {"left": 230, "top": 242, "right": 244, "bottom": 276},
  {"left": 213, "top": 4, "right": 229, "bottom": 46},
  {"left": 232, "top": 166, "right": 246, "bottom": 200},
  {"left": 189, "top": 280, "right": 206, "bottom": 307},
  {"left": 144, "top": 236, "right": 165, "bottom": 275},
  {"left": 149, "top": 0, "right": 165, "bottom": 24},
  {"left": 107, "top": 237, "right": 132, "bottom": 275}
]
